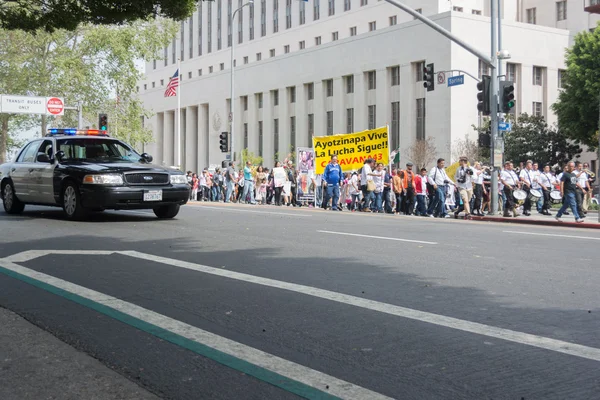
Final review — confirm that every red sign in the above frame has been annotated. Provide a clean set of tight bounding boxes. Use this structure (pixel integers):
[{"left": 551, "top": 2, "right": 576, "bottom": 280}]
[{"left": 46, "top": 97, "right": 64, "bottom": 115}]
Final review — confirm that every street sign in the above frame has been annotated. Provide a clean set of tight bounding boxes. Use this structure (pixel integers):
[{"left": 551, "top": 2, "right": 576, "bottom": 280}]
[
  {"left": 498, "top": 122, "right": 512, "bottom": 131},
  {"left": 447, "top": 75, "right": 465, "bottom": 87},
  {"left": 437, "top": 72, "right": 446, "bottom": 85},
  {"left": 0, "top": 95, "right": 65, "bottom": 116}
]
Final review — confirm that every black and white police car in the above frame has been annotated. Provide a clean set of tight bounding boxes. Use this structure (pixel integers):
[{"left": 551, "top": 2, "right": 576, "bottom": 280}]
[{"left": 0, "top": 129, "right": 190, "bottom": 220}]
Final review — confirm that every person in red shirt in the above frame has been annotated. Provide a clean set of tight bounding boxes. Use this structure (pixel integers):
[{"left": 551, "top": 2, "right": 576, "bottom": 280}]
[{"left": 413, "top": 168, "right": 429, "bottom": 216}]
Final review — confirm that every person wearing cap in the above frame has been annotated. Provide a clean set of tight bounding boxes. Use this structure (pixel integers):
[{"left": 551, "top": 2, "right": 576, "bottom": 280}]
[
  {"left": 401, "top": 162, "right": 416, "bottom": 215},
  {"left": 323, "top": 154, "right": 343, "bottom": 211}
]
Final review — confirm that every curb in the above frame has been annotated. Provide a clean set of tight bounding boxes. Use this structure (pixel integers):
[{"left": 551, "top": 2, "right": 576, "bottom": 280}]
[{"left": 470, "top": 215, "right": 600, "bottom": 229}]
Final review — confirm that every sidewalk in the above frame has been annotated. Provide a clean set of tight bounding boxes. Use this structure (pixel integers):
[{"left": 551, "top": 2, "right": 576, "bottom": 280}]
[
  {"left": 0, "top": 307, "right": 159, "bottom": 400},
  {"left": 470, "top": 209, "right": 600, "bottom": 229}
]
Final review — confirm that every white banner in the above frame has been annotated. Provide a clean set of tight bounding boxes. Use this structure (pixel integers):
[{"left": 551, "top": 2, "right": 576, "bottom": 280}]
[{"left": 0, "top": 95, "right": 65, "bottom": 116}]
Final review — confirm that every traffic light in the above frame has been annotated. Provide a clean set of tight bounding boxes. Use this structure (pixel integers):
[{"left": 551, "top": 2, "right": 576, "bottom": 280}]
[
  {"left": 219, "top": 132, "right": 229, "bottom": 153},
  {"left": 423, "top": 63, "right": 435, "bottom": 92},
  {"left": 98, "top": 113, "right": 108, "bottom": 131},
  {"left": 499, "top": 80, "right": 516, "bottom": 113},
  {"left": 478, "top": 127, "right": 491, "bottom": 148},
  {"left": 477, "top": 75, "right": 491, "bottom": 116}
]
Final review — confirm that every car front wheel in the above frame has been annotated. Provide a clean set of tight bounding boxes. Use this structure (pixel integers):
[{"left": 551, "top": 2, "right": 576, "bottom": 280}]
[
  {"left": 62, "top": 182, "right": 88, "bottom": 220},
  {"left": 2, "top": 181, "right": 25, "bottom": 214},
  {"left": 153, "top": 204, "right": 180, "bottom": 219}
]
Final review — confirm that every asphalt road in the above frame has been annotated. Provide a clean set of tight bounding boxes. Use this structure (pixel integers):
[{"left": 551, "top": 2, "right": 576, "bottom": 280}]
[{"left": 1, "top": 202, "right": 599, "bottom": 399}]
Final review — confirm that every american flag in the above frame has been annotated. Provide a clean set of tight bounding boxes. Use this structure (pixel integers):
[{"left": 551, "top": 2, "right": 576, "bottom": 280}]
[{"left": 164, "top": 69, "right": 179, "bottom": 97}]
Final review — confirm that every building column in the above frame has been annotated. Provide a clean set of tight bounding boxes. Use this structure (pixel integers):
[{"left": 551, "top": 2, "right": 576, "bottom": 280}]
[
  {"left": 163, "top": 110, "right": 174, "bottom": 166},
  {"left": 296, "top": 84, "right": 307, "bottom": 148},
  {"left": 314, "top": 81, "right": 324, "bottom": 136},
  {"left": 354, "top": 72, "right": 366, "bottom": 131},
  {"left": 185, "top": 106, "right": 198, "bottom": 173},
  {"left": 376, "top": 68, "right": 389, "bottom": 129},
  {"left": 263, "top": 92, "right": 274, "bottom": 167},
  {"left": 154, "top": 112, "right": 165, "bottom": 166},
  {"left": 399, "top": 64, "right": 414, "bottom": 149},
  {"left": 333, "top": 77, "right": 344, "bottom": 134},
  {"left": 248, "top": 94, "right": 258, "bottom": 154},
  {"left": 198, "top": 104, "right": 209, "bottom": 171},
  {"left": 278, "top": 87, "right": 290, "bottom": 161}
]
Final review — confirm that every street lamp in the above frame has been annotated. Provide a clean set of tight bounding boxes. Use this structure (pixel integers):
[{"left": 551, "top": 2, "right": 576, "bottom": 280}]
[{"left": 230, "top": 0, "right": 254, "bottom": 164}]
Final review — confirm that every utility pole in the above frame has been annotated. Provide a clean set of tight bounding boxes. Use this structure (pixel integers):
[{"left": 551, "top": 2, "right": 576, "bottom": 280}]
[{"left": 489, "top": 0, "right": 500, "bottom": 215}]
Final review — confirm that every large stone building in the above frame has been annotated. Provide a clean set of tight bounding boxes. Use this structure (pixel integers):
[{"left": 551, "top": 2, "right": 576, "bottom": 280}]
[{"left": 138, "top": 0, "right": 599, "bottom": 173}]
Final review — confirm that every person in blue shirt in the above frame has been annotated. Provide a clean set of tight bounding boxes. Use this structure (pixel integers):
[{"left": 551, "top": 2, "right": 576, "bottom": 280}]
[{"left": 323, "top": 154, "right": 343, "bottom": 211}]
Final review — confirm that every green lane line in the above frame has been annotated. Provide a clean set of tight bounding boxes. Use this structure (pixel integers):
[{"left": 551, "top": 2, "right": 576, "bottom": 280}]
[{"left": 0, "top": 265, "right": 341, "bottom": 400}]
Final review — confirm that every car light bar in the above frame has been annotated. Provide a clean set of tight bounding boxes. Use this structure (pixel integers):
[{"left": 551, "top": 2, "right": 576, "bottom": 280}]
[{"left": 46, "top": 128, "right": 109, "bottom": 136}]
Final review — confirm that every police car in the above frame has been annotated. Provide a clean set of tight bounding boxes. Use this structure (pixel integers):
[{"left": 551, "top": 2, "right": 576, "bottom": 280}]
[{"left": 0, "top": 129, "right": 190, "bottom": 220}]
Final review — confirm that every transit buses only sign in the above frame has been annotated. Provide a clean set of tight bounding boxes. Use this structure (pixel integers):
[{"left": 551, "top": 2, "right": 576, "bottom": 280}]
[{"left": 0, "top": 95, "right": 65, "bottom": 116}]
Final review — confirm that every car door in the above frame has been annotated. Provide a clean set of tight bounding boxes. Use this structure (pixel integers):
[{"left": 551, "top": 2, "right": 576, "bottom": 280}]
[
  {"left": 9, "top": 141, "right": 41, "bottom": 202},
  {"left": 29, "top": 139, "right": 57, "bottom": 204}
]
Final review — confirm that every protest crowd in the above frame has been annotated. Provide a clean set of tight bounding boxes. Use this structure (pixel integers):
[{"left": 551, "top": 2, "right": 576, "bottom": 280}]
[{"left": 185, "top": 155, "right": 596, "bottom": 223}]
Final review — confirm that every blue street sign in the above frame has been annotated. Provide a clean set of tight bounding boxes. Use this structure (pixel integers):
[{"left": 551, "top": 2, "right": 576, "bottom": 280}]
[
  {"left": 447, "top": 75, "right": 465, "bottom": 87},
  {"left": 498, "top": 122, "right": 512, "bottom": 131}
]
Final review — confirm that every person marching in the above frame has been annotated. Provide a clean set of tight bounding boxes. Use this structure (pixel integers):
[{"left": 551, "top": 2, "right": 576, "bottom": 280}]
[
  {"left": 453, "top": 156, "right": 475, "bottom": 219},
  {"left": 519, "top": 160, "right": 535, "bottom": 216},
  {"left": 555, "top": 161, "right": 584, "bottom": 223},
  {"left": 539, "top": 165, "right": 555, "bottom": 216},
  {"left": 427, "top": 158, "right": 452, "bottom": 218},
  {"left": 401, "top": 162, "right": 417, "bottom": 215},
  {"left": 500, "top": 161, "right": 521, "bottom": 218}
]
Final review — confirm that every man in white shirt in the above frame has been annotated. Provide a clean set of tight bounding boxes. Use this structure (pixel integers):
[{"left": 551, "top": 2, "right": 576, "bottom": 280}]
[
  {"left": 519, "top": 160, "right": 535, "bottom": 216},
  {"left": 471, "top": 162, "right": 486, "bottom": 216},
  {"left": 427, "top": 158, "right": 453, "bottom": 218},
  {"left": 500, "top": 161, "right": 521, "bottom": 217},
  {"left": 360, "top": 158, "right": 376, "bottom": 212},
  {"left": 532, "top": 162, "right": 544, "bottom": 213},
  {"left": 453, "top": 156, "right": 475, "bottom": 219},
  {"left": 575, "top": 161, "right": 590, "bottom": 218},
  {"left": 539, "top": 164, "right": 556, "bottom": 216}
]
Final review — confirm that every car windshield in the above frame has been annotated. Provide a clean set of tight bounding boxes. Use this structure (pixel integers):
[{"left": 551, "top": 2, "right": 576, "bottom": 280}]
[{"left": 57, "top": 138, "right": 142, "bottom": 163}]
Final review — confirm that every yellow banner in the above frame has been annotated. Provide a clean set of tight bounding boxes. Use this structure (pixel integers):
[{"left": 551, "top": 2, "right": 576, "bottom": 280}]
[{"left": 312, "top": 126, "right": 389, "bottom": 174}]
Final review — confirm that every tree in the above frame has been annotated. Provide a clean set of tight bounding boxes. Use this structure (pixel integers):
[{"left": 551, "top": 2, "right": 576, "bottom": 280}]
[
  {"left": 504, "top": 113, "right": 582, "bottom": 168},
  {"left": 451, "top": 134, "right": 480, "bottom": 164},
  {"left": 0, "top": 0, "right": 195, "bottom": 32},
  {"left": 240, "top": 149, "right": 263, "bottom": 166},
  {"left": 552, "top": 26, "right": 600, "bottom": 148},
  {"left": 404, "top": 137, "right": 438, "bottom": 170}
]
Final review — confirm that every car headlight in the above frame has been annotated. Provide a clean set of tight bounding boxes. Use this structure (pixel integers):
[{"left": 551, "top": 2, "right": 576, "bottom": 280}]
[
  {"left": 170, "top": 174, "right": 188, "bottom": 185},
  {"left": 83, "top": 174, "right": 124, "bottom": 185}
]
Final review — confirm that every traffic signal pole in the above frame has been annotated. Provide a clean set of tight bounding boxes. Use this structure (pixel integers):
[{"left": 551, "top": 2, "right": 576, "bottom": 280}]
[{"left": 489, "top": 0, "right": 500, "bottom": 215}]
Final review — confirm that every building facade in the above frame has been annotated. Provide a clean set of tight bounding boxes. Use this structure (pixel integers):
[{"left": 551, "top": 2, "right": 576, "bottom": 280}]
[{"left": 138, "top": 0, "right": 594, "bottom": 172}]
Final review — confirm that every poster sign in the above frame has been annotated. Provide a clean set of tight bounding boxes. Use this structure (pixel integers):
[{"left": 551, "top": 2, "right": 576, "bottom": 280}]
[
  {"left": 296, "top": 147, "right": 316, "bottom": 202},
  {"left": 312, "top": 126, "right": 389, "bottom": 174},
  {"left": 273, "top": 167, "right": 286, "bottom": 188}
]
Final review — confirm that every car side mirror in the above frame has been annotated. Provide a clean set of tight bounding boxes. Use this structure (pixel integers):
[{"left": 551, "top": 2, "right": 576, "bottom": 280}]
[
  {"left": 54, "top": 151, "right": 65, "bottom": 162},
  {"left": 37, "top": 153, "right": 51, "bottom": 163},
  {"left": 141, "top": 153, "right": 153, "bottom": 163}
]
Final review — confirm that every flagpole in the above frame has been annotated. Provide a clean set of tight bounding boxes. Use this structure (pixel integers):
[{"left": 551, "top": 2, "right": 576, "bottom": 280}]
[
  {"left": 176, "top": 58, "right": 181, "bottom": 169},
  {"left": 386, "top": 123, "right": 392, "bottom": 172}
]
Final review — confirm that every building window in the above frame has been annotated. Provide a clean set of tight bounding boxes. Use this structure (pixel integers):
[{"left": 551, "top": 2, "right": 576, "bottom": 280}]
[
  {"left": 220, "top": 62, "right": 225, "bottom": 70},
  {"left": 257, "top": 52, "right": 262, "bottom": 61},
  {"left": 238, "top": 0, "right": 244, "bottom": 43},
  {"left": 144, "top": 84, "right": 147, "bottom": 90},
  {"left": 307, "top": 82, "right": 314, "bottom": 100},
  {"left": 160, "top": 79, "right": 164, "bottom": 86},
  {"left": 526, "top": 7, "right": 536, "bottom": 24},
  {"left": 290, "top": 116, "right": 296, "bottom": 149},
  {"left": 533, "top": 102, "right": 543, "bottom": 116},
  {"left": 416, "top": 98, "right": 425, "bottom": 140},
  {"left": 207, "top": 1, "right": 212, "bottom": 52},
  {"left": 198, "top": 68, "right": 203, "bottom": 76},
  {"left": 172, "top": 38, "right": 176, "bottom": 63},
  {"left": 189, "top": 16, "right": 193, "bottom": 58},
  {"left": 188, "top": 71, "right": 192, "bottom": 79},
  {"left": 180, "top": 21, "right": 185, "bottom": 61},
  {"left": 478, "top": 59, "right": 490, "bottom": 79},
  {"left": 415, "top": 8, "right": 422, "bottom": 14},
  {"left": 391, "top": 66, "right": 400, "bottom": 86},
  {"left": 416, "top": 61, "right": 425, "bottom": 81},
  {"left": 472, "top": 9, "right": 482, "bottom": 15},
  {"left": 389, "top": 15, "right": 397, "bottom": 26},
  {"left": 368, "top": 105, "right": 376, "bottom": 129},
  {"left": 257, "top": 92, "right": 263, "bottom": 108},
  {"left": 369, "top": 21, "right": 376, "bottom": 31},
  {"left": 344, "top": 0, "right": 351, "bottom": 12},
  {"left": 368, "top": 70, "right": 376, "bottom": 90},
  {"left": 244, "top": 123, "right": 249, "bottom": 148},
  {"left": 360, "top": 0, "right": 367, "bottom": 6},
  {"left": 198, "top": 2, "right": 203, "bottom": 56},
  {"left": 332, "top": 31, "right": 338, "bottom": 41},
  {"left": 284, "top": 44, "right": 290, "bottom": 53},
  {"left": 391, "top": 102, "right": 400, "bottom": 150},
  {"left": 261, "top": 0, "right": 266, "bottom": 36},
  {"left": 346, "top": 75, "right": 354, "bottom": 93},
  {"left": 273, "top": 118, "right": 279, "bottom": 158},
  {"left": 558, "top": 69, "right": 565, "bottom": 89},
  {"left": 315, "top": 36, "right": 321, "bottom": 45},
  {"left": 308, "top": 114, "right": 314, "bottom": 139},
  {"left": 506, "top": 63, "right": 516, "bottom": 82},
  {"left": 289, "top": 86, "right": 296, "bottom": 103},
  {"left": 242, "top": 96, "right": 248, "bottom": 110},
  {"left": 328, "top": 0, "right": 335, "bottom": 16},
  {"left": 314, "top": 0, "right": 320, "bottom": 20},
  {"left": 533, "top": 66, "right": 543, "bottom": 86},
  {"left": 272, "top": 89, "right": 279, "bottom": 106},
  {"left": 326, "top": 111, "right": 333, "bottom": 135},
  {"left": 299, "top": 1, "right": 306, "bottom": 25},
  {"left": 286, "top": 0, "right": 292, "bottom": 29},
  {"left": 273, "top": 0, "right": 279, "bottom": 33},
  {"left": 209, "top": 66, "right": 214, "bottom": 73},
  {"left": 326, "top": 79, "right": 333, "bottom": 96},
  {"left": 556, "top": 1, "right": 566, "bottom": 21},
  {"left": 153, "top": 59, "right": 156, "bottom": 69},
  {"left": 244, "top": 56, "right": 249, "bottom": 64},
  {"left": 164, "top": 46, "right": 168, "bottom": 66},
  {"left": 346, "top": 108, "right": 354, "bottom": 133},
  {"left": 350, "top": 26, "right": 357, "bottom": 36},
  {"left": 152, "top": 82, "right": 155, "bottom": 88},
  {"left": 258, "top": 121, "right": 263, "bottom": 156},
  {"left": 220, "top": 0, "right": 225, "bottom": 49},
  {"left": 270, "top": 48, "right": 276, "bottom": 57},
  {"left": 249, "top": 3, "right": 254, "bottom": 40},
  {"left": 452, "top": 6, "right": 463, "bottom": 12},
  {"left": 299, "top": 40, "right": 305, "bottom": 49}
]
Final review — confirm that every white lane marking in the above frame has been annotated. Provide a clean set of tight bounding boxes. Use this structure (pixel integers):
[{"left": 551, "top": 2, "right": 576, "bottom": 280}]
[
  {"left": 4, "top": 250, "right": 117, "bottom": 263},
  {"left": 504, "top": 231, "right": 600, "bottom": 241},
  {"left": 0, "top": 257, "right": 391, "bottom": 400},
  {"left": 192, "top": 204, "right": 312, "bottom": 217},
  {"left": 6, "top": 249, "right": 600, "bottom": 363},
  {"left": 317, "top": 230, "right": 438, "bottom": 245}
]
